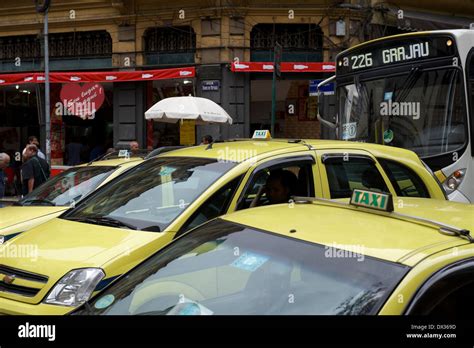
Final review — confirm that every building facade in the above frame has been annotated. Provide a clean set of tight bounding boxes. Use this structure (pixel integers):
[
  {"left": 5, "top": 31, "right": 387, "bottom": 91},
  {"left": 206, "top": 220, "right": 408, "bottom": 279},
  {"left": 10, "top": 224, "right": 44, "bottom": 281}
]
[{"left": 0, "top": 0, "right": 473, "bottom": 169}]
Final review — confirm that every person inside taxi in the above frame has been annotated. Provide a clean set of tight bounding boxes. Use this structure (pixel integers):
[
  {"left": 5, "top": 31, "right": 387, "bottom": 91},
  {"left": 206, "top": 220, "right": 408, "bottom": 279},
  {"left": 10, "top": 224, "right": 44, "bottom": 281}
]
[{"left": 250, "top": 169, "right": 298, "bottom": 207}]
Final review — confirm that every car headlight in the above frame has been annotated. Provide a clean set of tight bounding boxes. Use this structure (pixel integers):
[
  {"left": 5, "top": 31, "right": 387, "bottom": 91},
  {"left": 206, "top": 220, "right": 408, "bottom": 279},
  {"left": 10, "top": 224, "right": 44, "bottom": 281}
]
[
  {"left": 45, "top": 268, "right": 105, "bottom": 307},
  {"left": 443, "top": 169, "right": 466, "bottom": 195},
  {"left": 0, "top": 235, "right": 4, "bottom": 245}
]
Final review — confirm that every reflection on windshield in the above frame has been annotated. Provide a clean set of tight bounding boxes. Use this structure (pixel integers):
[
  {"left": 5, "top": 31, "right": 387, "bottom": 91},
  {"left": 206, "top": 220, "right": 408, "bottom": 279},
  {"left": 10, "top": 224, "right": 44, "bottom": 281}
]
[
  {"left": 19, "top": 166, "right": 116, "bottom": 206},
  {"left": 338, "top": 68, "right": 466, "bottom": 157},
  {"left": 79, "top": 220, "right": 408, "bottom": 315},
  {"left": 64, "top": 157, "right": 236, "bottom": 232}
]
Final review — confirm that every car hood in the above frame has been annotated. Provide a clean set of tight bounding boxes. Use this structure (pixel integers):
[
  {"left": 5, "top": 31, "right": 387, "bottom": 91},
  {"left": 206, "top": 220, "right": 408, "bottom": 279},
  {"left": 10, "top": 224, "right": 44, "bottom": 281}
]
[
  {"left": 0, "top": 206, "right": 68, "bottom": 232},
  {"left": 0, "top": 217, "right": 166, "bottom": 305}
]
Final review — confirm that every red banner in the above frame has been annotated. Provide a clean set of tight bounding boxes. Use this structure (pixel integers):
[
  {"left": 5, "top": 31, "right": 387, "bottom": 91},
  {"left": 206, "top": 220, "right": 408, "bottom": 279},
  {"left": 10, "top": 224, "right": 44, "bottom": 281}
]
[
  {"left": 0, "top": 67, "right": 195, "bottom": 86},
  {"left": 231, "top": 62, "right": 335, "bottom": 73}
]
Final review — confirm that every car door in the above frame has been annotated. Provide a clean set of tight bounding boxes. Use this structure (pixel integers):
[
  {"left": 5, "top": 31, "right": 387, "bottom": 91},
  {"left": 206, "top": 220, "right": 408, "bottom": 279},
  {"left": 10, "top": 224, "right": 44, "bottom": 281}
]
[
  {"left": 231, "top": 151, "right": 321, "bottom": 211},
  {"left": 175, "top": 151, "right": 321, "bottom": 237},
  {"left": 316, "top": 149, "right": 397, "bottom": 199}
]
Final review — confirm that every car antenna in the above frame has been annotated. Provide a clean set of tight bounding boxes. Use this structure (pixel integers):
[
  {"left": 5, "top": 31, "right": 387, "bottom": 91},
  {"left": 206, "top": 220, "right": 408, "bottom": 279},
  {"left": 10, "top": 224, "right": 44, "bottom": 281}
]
[{"left": 288, "top": 139, "right": 314, "bottom": 150}]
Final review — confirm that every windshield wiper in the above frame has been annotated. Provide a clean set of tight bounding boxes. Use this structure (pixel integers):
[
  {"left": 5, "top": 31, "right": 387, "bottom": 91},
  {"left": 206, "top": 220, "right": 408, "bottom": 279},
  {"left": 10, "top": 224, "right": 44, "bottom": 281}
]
[
  {"left": 20, "top": 198, "right": 56, "bottom": 206},
  {"left": 67, "top": 215, "right": 138, "bottom": 230},
  {"left": 395, "top": 66, "right": 422, "bottom": 103},
  {"left": 136, "top": 305, "right": 175, "bottom": 315}
]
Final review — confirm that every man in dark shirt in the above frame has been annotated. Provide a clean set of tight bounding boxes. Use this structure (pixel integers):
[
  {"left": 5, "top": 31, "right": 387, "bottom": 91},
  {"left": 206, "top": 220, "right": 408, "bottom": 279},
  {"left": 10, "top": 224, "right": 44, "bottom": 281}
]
[
  {"left": 22, "top": 144, "right": 50, "bottom": 195},
  {"left": 0, "top": 152, "right": 10, "bottom": 200}
]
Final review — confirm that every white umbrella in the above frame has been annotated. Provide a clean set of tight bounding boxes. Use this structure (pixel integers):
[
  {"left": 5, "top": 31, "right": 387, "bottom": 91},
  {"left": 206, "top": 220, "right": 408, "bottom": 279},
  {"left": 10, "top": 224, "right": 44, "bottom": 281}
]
[{"left": 145, "top": 96, "right": 233, "bottom": 125}]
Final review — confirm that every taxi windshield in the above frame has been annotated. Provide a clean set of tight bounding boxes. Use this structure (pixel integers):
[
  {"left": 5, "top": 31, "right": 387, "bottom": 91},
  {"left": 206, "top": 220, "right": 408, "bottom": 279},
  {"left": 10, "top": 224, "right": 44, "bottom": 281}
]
[
  {"left": 63, "top": 157, "right": 236, "bottom": 232},
  {"left": 19, "top": 166, "right": 116, "bottom": 207},
  {"left": 79, "top": 219, "right": 409, "bottom": 315}
]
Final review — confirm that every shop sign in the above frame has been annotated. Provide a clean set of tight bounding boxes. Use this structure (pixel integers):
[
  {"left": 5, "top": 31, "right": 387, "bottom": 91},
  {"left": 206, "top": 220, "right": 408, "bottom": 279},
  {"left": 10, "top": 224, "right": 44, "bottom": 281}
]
[
  {"left": 202, "top": 80, "right": 220, "bottom": 91},
  {"left": 231, "top": 62, "right": 335, "bottom": 73},
  {"left": 180, "top": 120, "right": 196, "bottom": 145},
  {"left": 58, "top": 83, "right": 105, "bottom": 119}
]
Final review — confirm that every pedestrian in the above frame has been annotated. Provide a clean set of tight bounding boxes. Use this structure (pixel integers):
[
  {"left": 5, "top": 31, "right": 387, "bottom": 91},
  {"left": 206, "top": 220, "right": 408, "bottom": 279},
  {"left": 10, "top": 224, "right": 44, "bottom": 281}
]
[
  {"left": 89, "top": 140, "right": 106, "bottom": 161},
  {"left": 65, "top": 136, "right": 83, "bottom": 165},
  {"left": 22, "top": 136, "right": 46, "bottom": 160},
  {"left": 21, "top": 144, "right": 50, "bottom": 195},
  {"left": 0, "top": 152, "right": 11, "bottom": 200},
  {"left": 201, "top": 135, "right": 213, "bottom": 145},
  {"left": 129, "top": 141, "right": 139, "bottom": 154}
]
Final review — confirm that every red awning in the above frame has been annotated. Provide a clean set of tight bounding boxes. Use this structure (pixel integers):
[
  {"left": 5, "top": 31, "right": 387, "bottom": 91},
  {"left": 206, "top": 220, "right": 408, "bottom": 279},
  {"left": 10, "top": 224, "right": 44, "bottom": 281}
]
[
  {"left": 231, "top": 62, "right": 335, "bottom": 73},
  {"left": 0, "top": 67, "right": 195, "bottom": 86}
]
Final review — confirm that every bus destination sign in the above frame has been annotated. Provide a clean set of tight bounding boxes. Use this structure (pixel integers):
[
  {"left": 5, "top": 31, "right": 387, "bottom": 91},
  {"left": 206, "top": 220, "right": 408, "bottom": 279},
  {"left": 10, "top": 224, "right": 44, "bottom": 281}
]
[{"left": 337, "top": 36, "right": 457, "bottom": 75}]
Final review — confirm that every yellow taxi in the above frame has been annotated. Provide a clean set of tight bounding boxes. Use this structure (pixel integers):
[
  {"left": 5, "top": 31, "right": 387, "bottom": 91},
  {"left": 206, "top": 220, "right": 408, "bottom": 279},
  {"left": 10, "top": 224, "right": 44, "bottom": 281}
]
[
  {"left": 0, "top": 136, "right": 449, "bottom": 314},
  {"left": 0, "top": 154, "right": 144, "bottom": 242},
  {"left": 75, "top": 190, "right": 474, "bottom": 315}
]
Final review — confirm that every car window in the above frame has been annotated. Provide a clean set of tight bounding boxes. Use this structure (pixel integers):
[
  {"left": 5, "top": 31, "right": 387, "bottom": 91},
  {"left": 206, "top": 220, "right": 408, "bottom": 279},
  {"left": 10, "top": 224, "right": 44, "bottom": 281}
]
[
  {"left": 405, "top": 260, "right": 474, "bottom": 317},
  {"left": 177, "top": 176, "right": 243, "bottom": 236},
  {"left": 81, "top": 219, "right": 409, "bottom": 315},
  {"left": 323, "top": 156, "right": 389, "bottom": 198},
  {"left": 63, "top": 157, "right": 236, "bottom": 232},
  {"left": 19, "top": 166, "right": 117, "bottom": 206},
  {"left": 378, "top": 158, "right": 430, "bottom": 198},
  {"left": 427, "top": 281, "right": 474, "bottom": 318},
  {"left": 237, "top": 162, "right": 314, "bottom": 210}
]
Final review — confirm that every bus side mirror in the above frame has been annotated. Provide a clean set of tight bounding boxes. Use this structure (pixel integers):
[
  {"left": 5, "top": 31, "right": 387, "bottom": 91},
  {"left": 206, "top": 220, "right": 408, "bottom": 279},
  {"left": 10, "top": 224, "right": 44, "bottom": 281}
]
[
  {"left": 317, "top": 76, "right": 337, "bottom": 130},
  {"left": 317, "top": 93, "right": 337, "bottom": 129}
]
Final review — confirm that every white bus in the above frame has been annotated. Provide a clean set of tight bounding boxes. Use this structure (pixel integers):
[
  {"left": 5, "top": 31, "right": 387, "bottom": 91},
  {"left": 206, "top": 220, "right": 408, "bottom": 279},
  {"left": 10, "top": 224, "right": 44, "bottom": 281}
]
[{"left": 318, "top": 30, "right": 474, "bottom": 203}]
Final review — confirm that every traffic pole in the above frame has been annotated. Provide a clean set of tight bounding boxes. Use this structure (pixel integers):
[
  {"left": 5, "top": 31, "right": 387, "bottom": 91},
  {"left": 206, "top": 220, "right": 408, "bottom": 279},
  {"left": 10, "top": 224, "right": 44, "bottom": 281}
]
[
  {"left": 44, "top": 8, "right": 50, "bottom": 165},
  {"left": 271, "top": 42, "right": 282, "bottom": 136},
  {"left": 271, "top": 67, "right": 276, "bottom": 136}
]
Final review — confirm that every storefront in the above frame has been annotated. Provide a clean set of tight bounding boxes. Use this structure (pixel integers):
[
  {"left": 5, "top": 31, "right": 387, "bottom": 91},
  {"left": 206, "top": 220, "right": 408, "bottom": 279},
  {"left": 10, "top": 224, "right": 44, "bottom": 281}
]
[
  {"left": 231, "top": 62, "right": 336, "bottom": 139},
  {"left": 0, "top": 67, "right": 195, "bottom": 196}
]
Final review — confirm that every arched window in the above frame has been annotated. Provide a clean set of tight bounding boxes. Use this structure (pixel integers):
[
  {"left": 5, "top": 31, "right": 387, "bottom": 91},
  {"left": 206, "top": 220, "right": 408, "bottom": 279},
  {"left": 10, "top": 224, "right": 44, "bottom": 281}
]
[
  {"left": 0, "top": 35, "right": 38, "bottom": 59},
  {"left": 49, "top": 30, "right": 112, "bottom": 58},
  {"left": 144, "top": 26, "right": 196, "bottom": 65},
  {"left": 0, "top": 30, "right": 112, "bottom": 71},
  {"left": 250, "top": 24, "right": 323, "bottom": 62}
]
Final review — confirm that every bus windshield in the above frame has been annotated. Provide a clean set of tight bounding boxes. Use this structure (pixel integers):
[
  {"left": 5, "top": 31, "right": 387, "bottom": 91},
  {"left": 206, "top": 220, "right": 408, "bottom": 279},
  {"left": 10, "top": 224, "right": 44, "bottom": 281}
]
[{"left": 338, "top": 67, "right": 467, "bottom": 158}]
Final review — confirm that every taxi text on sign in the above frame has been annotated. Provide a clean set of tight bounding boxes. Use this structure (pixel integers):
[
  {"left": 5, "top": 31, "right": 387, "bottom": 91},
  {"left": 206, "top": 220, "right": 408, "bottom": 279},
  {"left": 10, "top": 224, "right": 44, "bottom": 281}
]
[
  {"left": 252, "top": 130, "right": 272, "bottom": 139},
  {"left": 350, "top": 189, "right": 394, "bottom": 212}
]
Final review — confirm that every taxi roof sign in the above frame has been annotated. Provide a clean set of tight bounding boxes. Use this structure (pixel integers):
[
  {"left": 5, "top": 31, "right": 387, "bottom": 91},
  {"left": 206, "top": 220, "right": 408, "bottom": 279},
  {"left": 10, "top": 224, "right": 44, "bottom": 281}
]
[
  {"left": 350, "top": 189, "right": 394, "bottom": 212},
  {"left": 252, "top": 130, "right": 272, "bottom": 139},
  {"left": 118, "top": 149, "right": 130, "bottom": 158}
]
